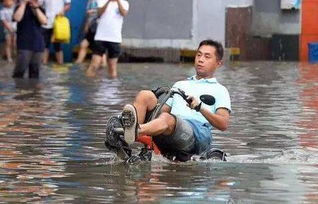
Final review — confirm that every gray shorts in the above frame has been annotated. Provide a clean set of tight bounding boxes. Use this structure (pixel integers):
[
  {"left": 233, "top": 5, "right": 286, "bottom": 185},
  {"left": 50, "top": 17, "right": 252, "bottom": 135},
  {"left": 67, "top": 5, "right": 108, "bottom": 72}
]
[{"left": 154, "top": 116, "right": 196, "bottom": 153}]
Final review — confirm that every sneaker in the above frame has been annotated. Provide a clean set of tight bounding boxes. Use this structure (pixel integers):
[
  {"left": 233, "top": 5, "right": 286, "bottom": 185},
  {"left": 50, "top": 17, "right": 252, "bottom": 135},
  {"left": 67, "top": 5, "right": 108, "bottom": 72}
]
[{"left": 121, "top": 104, "right": 138, "bottom": 145}]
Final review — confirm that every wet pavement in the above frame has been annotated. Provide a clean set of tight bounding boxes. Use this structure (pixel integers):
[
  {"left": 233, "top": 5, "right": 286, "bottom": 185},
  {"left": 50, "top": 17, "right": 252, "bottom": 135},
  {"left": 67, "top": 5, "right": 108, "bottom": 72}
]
[{"left": 0, "top": 61, "right": 318, "bottom": 203}]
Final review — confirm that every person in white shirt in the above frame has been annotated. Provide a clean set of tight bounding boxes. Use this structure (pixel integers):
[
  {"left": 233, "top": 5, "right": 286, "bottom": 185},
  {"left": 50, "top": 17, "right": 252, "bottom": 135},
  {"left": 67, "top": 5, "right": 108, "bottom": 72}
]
[
  {"left": 41, "top": 0, "right": 71, "bottom": 64},
  {"left": 86, "top": 0, "right": 129, "bottom": 78},
  {"left": 0, "top": 0, "right": 17, "bottom": 63}
]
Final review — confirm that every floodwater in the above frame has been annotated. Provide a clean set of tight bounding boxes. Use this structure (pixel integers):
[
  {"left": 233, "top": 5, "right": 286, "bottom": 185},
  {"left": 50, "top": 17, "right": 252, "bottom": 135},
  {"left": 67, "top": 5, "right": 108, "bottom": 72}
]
[{"left": 0, "top": 61, "right": 318, "bottom": 203}]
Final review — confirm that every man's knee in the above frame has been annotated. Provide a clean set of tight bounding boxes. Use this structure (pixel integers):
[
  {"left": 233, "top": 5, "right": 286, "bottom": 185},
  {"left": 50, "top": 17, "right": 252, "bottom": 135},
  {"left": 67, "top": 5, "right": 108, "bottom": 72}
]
[
  {"left": 135, "top": 90, "right": 157, "bottom": 104},
  {"left": 137, "top": 90, "right": 155, "bottom": 97},
  {"left": 159, "top": 112, "right": 175, "bottom": 121},
  {"left": 158, "top": 112, "right": 176, "bottom": 134}
]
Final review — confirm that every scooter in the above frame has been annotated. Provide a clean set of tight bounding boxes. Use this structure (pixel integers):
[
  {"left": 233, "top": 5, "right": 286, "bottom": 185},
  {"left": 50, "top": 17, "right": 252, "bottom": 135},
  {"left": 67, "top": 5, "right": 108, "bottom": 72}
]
[{"left": 104, "top": 87, "right": 227, "bottom": 163}]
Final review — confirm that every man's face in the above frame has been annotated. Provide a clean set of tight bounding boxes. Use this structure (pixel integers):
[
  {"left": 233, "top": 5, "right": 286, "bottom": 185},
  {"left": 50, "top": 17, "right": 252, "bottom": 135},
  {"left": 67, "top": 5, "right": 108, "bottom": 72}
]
[
  {"left": 194, "top": 45, "right": 222, "bottom": 78},
  {"left": 3, "top": 0, "right": 14, "bottom": 7}
]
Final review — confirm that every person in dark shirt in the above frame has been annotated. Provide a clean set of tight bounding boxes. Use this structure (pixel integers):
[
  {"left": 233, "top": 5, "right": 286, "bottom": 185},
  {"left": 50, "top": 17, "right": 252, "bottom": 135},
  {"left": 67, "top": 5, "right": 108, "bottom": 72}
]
[{"left": 12, "top": 0, "right": 47, "bottom": 79}]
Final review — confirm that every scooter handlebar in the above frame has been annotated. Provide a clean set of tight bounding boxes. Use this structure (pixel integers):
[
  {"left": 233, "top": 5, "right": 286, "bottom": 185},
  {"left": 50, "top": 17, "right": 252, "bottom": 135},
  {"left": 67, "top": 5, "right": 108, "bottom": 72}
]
[
  {"left": 171, "top": 88, "right": 215, "bottom": 106},
  {"left": 171, "top": 88, "right": 193, "bottom": 105}
]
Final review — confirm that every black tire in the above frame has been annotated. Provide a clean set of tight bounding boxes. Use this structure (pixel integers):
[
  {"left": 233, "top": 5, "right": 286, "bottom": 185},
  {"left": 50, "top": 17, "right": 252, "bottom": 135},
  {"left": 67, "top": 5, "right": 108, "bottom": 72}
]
[
  {"left": 105, "top": 116, "right": 132, "bottom": 159},
  {"left": 200, "top": 149, "right": 227, "bottom": 161}
]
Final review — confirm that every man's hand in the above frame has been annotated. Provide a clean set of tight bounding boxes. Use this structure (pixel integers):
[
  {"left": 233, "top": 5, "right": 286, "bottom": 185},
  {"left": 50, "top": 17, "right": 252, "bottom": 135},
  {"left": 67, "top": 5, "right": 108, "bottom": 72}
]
[
  {"left": 187, "top": 96, "right": 202, "bottom": 112},
  {"left": 29, "top": 0, "right": 40, "bottom": 8},
  {"left": 21, "top": 0, "right": 30, "bottom": 4},
  {"left": 58, "top": 10, "right": 64, "bottom": 16}
]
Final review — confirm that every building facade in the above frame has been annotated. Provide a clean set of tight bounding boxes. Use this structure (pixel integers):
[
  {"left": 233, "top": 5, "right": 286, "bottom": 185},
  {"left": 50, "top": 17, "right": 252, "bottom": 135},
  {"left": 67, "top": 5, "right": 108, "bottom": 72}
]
[
  {"left": 1, "top": 0, "right": 304, "bottom": 62},
  {"left": 120, "top": 0, "right": 302, "bottom": 62}
]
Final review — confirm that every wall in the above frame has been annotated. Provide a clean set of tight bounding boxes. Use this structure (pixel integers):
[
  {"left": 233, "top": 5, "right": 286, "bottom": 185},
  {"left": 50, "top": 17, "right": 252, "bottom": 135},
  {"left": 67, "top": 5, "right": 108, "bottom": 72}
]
[
  {"left": 226, "top": 0, "right": 254, "bottom": 7},
  {"left": 123, "top": 0, "right": 192, "bottom": 39},
  {"left": 300, "top": 0, "right": 318, "bottom": 61},
  {"left": 195, "top": 0, "right": 225, "bottom": 45},
  {"left": 64, "top": 0, "right": 88, "bottom": 62},
  {"left": 97, "top": 0, "right": 300, "bottom": 61},
  {"left": 104, "top": 0, "right": 299, "bottom": 61},
  {"left": 123, "top": 0, "right": 254, "bottom": 50},
  {"left": 251, "top": 0, "right": 300, "bottom": 37},
  {"left": 240, "top": 0, "right": 300, "bottom": 61},
  {"left": 123, "top": 0, "right": 194, "bottom": 49}
]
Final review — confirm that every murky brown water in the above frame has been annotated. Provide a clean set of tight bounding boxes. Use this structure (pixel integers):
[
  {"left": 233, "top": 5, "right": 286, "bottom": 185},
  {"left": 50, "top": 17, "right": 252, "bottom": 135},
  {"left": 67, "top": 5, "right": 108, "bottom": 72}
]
[{"left": 0, "top": 61, "right": 318, "bottom": 203}]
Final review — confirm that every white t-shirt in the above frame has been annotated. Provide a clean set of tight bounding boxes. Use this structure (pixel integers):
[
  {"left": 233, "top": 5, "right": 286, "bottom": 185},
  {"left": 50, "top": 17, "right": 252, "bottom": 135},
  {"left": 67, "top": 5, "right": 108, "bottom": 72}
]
[
  {"left": 94, "top": 0, "right": 129, "bottom": 43},
  {"left": 0, "top": 6, "right": 17, "bottom": 32},
  {"left": 41, "top": 0, "right": 71, "bottom": 29}
]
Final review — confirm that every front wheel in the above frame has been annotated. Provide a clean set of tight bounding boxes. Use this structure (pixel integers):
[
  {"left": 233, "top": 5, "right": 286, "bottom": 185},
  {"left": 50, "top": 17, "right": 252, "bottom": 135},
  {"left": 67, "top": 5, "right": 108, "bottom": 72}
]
[{"left": 200, "top": 149, "right": 227, "bottom": 161}]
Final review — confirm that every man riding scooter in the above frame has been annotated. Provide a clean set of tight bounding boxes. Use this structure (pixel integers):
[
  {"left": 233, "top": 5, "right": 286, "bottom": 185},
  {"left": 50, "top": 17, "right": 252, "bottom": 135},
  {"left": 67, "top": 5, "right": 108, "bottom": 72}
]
[{"left": 106, "top": 39, "right": 231, "bottom": 162}]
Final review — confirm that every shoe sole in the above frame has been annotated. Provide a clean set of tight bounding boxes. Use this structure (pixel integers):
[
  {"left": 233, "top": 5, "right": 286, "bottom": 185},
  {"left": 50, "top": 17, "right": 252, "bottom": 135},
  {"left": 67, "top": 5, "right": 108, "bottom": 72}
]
[
  {"left": 121, "top": 104, "right": 137, "bottom": 145},
  {"left": 104, "top": 116, "right": 132, "bottom": 160}
]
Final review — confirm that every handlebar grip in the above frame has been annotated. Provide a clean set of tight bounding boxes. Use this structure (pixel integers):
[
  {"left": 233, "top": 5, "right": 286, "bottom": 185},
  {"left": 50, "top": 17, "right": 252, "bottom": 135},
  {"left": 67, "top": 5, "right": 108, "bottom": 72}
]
[
  {"left": 177, "top": 88, "right": 192, "bottom": 105},
  {"left": 186, "top": 98, "right": 192, "bottom": 104}
]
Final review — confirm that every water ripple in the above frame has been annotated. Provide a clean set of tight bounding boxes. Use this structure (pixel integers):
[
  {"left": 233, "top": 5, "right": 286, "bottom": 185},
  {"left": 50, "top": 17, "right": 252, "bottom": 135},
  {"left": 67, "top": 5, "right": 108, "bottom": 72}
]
[{"left": 0, "top": 62, "right": 318, "bottom": 202}]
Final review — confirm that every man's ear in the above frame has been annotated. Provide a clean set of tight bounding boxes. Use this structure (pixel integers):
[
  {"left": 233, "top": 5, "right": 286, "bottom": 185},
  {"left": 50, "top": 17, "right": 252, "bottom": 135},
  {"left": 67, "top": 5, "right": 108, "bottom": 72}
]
[{"left": 217, "top": 60, "right": 223, "bottom": 67}]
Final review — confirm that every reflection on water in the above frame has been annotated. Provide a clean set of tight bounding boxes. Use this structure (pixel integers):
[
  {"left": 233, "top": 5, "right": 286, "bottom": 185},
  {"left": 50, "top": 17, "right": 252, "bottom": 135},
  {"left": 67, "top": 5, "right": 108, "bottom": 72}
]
[
  {"left": 0, "top": 61, "right": 318, "bottom": 203},
  {"left": 297, "top": 63, "right": 318, "bottom": 149}
]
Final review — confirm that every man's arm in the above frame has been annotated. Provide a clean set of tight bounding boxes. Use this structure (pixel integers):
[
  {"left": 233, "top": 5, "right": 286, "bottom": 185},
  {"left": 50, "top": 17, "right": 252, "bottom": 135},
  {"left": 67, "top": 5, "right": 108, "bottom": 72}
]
[
  {"left": 115, "top": 0, "right": 128, "bottom": 16},
  {"left": 98, "top": 0, "right": 128, "bottom": 17},
  {"left": 32, "top": 7, "right": 47, "bottom": 25},
  {"left": 200, "top": 108, "right": 230, "bottom": 131},
  {"left": 188, "top": 96, "right": 230, "bottom": 131},
  {"left": 64, "top": 3, "right": 71, "bottom": 13},
  {"left": 57, "top": 2, "right": 71, "bottom": 16},
  {"left": 29, "top": 0, "right": 47, "bottom": 25},
  {"left": 13, "top": 1, "right": 28, "bottom": 22},
  {"left": 98, "top": 0, "right": 111, "bottom": 16},
  {"left": 1, "top": 20, "right": 14, "bottom": 33}
]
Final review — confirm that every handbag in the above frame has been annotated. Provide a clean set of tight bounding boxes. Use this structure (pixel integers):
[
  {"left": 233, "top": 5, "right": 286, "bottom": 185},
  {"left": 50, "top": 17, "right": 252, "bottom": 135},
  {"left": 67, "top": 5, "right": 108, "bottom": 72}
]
[{"left": 52, "top": 15, "right": 71, "bottom": 43}]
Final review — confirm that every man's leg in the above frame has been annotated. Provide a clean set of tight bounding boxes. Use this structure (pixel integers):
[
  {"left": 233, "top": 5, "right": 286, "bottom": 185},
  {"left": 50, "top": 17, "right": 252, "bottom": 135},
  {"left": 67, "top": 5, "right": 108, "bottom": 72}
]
[
  {"left": 29, "top": 52, "right": 43, "bottom": 79},
  {"left": 55, "top": 51, "right": 64, "bottom": 65},
  {"left": 5, "top": 33, "right": 13, "bottom": 62},
  {"left": 107, "top": 57, "right": 118, "bottom": 78},
  {"left": 43, "top": 48, "right": 50, "bottom": 65},
  {"left": 12, "top": 50, "right": 32, "bottom": 78},
  {"left": 139, "top": 112, "right": 176, "bottom": 137},
  {"left": 132, "top": 90, "right": 158, "bottom": 124},
  {"left": 106, "top": 42, "right": 121, "bottom": 78},
  {"left": 122, "top": 104, "right": 176, "bottom": 144},
  {"left": 86, "top": 40, "right": 105, "bottom": 77},
  {"left": 75, "top": 39, "right": 89, "bottom": 64},
  {"left": 121, "top": 90, "right": 158, "bottom": 144},
  {"left": 122, "top": 90, "right": 176, "bottom": 144},
  {"left": 54, "top": 43, "right": 63, "bottom": 64},
  {"left": 86, "top": 54, "right": 102, "bottom": 77},
  {"left": 42, "top": 28, "right": 52, "bottom": 65},
  {"left": 101, "top": 54, "right": 107, "bottom": 67}
]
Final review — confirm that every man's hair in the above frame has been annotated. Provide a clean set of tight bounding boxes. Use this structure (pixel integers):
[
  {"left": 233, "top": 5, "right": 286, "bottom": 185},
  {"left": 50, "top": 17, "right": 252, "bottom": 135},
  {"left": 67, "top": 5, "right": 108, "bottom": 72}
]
[{"left": 198, "top": 39, "right": 224, "bottom": 61}]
